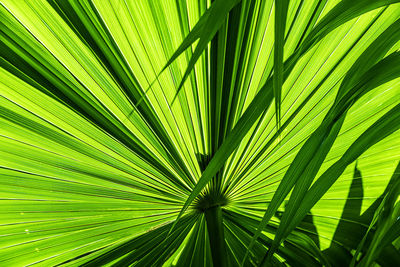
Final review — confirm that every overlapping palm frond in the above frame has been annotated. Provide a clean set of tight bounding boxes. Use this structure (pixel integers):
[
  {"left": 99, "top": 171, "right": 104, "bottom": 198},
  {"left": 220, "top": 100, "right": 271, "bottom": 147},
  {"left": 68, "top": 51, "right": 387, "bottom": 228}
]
[{"left": 1, "top": 0, "right": 400, "bottom": 266}]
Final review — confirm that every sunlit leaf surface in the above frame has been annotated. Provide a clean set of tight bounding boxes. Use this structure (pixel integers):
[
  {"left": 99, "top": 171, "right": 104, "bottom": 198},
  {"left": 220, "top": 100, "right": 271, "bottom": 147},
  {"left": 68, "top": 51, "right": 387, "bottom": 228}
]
[{"left": 1, "top": 0, "right": 399, "bottom": 266}]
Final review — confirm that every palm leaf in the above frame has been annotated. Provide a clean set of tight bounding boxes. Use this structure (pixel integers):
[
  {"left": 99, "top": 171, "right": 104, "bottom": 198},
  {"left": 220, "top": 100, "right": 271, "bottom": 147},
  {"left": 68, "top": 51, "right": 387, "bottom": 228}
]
[{"left": 1, "top": 0, "right": 400, "bottom": 266}]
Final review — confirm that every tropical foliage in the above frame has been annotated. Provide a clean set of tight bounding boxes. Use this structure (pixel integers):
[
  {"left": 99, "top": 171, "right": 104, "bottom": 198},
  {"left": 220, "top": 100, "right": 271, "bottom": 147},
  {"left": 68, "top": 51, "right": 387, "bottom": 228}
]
[{"left": 1, "top": 0, "right": 400, "bottom": 266}]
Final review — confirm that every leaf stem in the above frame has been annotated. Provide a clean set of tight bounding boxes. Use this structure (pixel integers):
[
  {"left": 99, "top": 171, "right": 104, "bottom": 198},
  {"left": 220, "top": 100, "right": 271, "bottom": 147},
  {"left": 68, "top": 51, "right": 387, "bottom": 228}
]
[{"left": 205, "top": 205, "right": 228, "bottom": 267}]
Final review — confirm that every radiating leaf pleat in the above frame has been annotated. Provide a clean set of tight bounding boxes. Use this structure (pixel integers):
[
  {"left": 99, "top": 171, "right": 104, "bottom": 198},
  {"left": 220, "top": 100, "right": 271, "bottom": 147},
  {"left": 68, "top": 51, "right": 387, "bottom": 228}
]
[{"left": 273, "top": 0, "right": 289, "bottom": 129}]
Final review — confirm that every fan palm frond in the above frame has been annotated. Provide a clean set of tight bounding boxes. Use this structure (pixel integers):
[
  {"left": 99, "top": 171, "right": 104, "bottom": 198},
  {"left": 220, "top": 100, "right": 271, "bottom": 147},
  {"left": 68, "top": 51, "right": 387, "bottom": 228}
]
[{"left": 1, "top": 0, "right": 400, "bottom": 266}]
